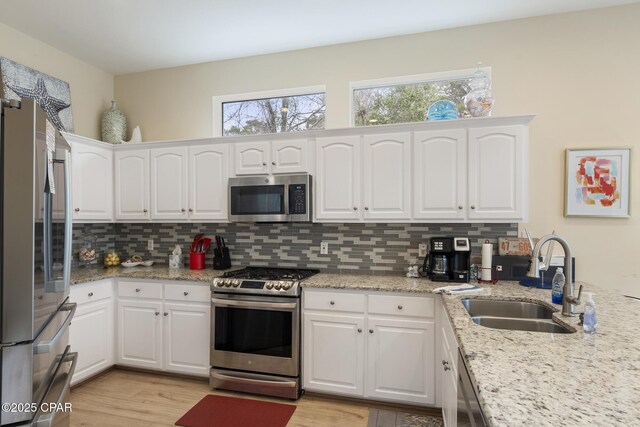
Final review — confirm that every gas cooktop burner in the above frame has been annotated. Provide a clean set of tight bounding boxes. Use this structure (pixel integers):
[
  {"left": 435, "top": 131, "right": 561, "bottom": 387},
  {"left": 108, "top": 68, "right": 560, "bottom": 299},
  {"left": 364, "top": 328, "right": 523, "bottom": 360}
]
[{"left": 212, "top": 267, "right": 319, "bottom": 297}]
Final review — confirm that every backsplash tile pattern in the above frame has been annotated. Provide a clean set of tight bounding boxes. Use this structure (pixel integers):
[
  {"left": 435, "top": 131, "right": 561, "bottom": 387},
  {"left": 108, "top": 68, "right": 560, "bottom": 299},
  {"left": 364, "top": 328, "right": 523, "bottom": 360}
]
[
  {"left": 72, "top": 223, "right": 116, "bottom": 267},
  {"left": 110, "top": 222, "right": 518, "bottom": 274}
]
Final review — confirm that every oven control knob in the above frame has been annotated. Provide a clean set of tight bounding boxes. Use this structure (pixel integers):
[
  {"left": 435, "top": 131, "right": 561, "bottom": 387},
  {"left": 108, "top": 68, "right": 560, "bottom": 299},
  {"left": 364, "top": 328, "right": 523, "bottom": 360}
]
[
  {"left": 274, "top": 282, "right": 282, "bottom": 290},
  {"left": 232, "top": 279, "right": 240, "bottom": 287},
  {"left": 214, "top": 280, "right": 221, "bottom": 287},
  {"left": 282, "top": 282, "right": 292, "bottom": 290},
  {"left": 224, "top": 280, "right": 232, "bottom": 287},
  {"left": 266, "top": 282, "right": 274, "bottom": 289}
]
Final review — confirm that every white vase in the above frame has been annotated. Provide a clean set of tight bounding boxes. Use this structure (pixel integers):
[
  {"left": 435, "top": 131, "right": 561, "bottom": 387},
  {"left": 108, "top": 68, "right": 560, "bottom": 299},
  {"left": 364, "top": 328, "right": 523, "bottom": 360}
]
[{"left": 101, "top": 100, "right": 127, "bottom": 144}]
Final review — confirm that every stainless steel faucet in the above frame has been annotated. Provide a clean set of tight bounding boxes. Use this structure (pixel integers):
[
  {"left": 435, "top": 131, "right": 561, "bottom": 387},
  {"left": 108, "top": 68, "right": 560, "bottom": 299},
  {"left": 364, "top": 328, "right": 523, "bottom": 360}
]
[{"left": 527, "top": 234, "right": 582, "bottom": 316}]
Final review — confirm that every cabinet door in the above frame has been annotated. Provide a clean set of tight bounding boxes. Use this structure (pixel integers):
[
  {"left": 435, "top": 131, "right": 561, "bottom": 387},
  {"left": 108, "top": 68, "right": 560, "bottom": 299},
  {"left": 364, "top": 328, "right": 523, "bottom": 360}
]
[
  {"left": 366, "top": 317, "right": 435, "bottom": 405},
  {"left": 163, "top": 302, "right": 210, "bottom": 377},
  {"left": 468, "top": 125, "right": 526, "bottom": 220},
  {"left": 414, "top": 130, "right": 466, "bottom": 220},
  {"left": 117, "top": 299, "right": 163, "bottom": 369},
  {"left": 188, "top": 144, "right": 228, "bottom": 221},
  {"left": 303, "top": 312, "right": 365, "bottom": 396},
  {"left": 114, "top": 150, "right": 149, "bottom": 220},
  {"left": 71, "top": 142, "right": 113, "bottom": 221},
  {"left": 235, "top": 141, "right": 270, "bottom": 175},
  {"left": 363, "top": 133, "right": 411, "bottom": 220},
  {"left": 271, "top": 139, "right": 307, "bottom": 174},
  {"left": 150, "top": 147, "right": 188, "bottom": 220},
  {"left": 315, "top": 136, "right": 361, "bottom": 221},
  {"left": 441, "top": 320, "right": 458, "bottom": 427},
  {"left": 69, "top": 299, "right": 114, "bottom": 385}
]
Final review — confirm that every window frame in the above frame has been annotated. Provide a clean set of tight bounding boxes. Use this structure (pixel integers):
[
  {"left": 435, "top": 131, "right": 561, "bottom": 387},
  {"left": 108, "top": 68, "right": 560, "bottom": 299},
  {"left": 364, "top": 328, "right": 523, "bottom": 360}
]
[
  {"left": 212, "top": 85, "right": 327, "bottom": 137},
  {"left": 349, "top": 67, "right": 491, "bottom": 127}
]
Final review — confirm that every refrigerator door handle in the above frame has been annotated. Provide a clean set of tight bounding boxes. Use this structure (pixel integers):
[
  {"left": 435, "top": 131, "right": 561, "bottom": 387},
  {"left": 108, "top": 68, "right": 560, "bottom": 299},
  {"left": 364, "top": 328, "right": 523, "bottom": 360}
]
[
  {"left": 62, "top": 148, "right": 72, "bottom": 288},
  {"left": 31, "top": 351, "right": 78, "bottom": 427},
  {"left": 34, "top": 303, "right": 76, "bottom": 355}
]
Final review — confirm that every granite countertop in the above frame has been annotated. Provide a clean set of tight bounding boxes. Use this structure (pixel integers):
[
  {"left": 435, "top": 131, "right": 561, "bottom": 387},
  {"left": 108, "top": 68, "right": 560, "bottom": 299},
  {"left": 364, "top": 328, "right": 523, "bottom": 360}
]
[
  {"left": 302, "top": 274, "right": 640, "bottom": 426},
  {"left": 70, "top": 265, "right": 239, "bottom": 285},
  {"left": 71, "top": 267, "right": 640, "bottom": 425}
]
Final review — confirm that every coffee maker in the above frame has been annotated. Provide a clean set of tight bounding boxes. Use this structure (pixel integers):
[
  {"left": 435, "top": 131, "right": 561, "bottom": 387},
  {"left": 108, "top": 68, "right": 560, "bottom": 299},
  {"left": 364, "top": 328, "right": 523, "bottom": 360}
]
[{"left": 424, "top": 237, "right": 471, "bottom": 282}]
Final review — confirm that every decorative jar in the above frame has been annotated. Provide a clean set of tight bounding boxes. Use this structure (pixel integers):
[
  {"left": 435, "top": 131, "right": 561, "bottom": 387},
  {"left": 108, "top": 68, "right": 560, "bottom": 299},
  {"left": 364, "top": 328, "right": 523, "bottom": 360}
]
[{"left": 101, "top": 100, "right": 127, "bottom": 144}]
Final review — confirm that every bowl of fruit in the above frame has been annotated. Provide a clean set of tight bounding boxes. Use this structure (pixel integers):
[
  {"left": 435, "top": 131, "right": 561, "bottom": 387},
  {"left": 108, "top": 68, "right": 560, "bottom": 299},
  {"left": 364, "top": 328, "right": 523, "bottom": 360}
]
[{"left": 104, "top": 252, "right": 121, "bottom": 267}]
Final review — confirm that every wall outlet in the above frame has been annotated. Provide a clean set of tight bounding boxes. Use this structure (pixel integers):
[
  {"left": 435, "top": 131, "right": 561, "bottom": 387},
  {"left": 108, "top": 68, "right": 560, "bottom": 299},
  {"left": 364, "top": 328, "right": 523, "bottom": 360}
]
[
  {"left": 418, "top": 243, "right": 428, "bottom": 258},
  {"left": 496, "top": 265, "right": 503, "bottom": 272},
  {"left": 320, "top": 241, "right": 329, "bottom": 255},
  {"left": 147, "top": 239, "right": 154, "bottom": 251}
]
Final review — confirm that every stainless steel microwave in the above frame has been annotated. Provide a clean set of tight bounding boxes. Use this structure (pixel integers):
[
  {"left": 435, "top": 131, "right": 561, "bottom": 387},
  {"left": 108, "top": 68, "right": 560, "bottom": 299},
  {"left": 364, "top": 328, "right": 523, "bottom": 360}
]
[{"left": 228, "top": 174, "right": 312, "bottom": 222}]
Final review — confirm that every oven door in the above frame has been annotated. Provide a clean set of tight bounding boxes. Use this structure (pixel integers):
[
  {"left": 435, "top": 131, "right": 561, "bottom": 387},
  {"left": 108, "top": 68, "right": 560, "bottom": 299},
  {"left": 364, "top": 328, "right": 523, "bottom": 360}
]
[{"left": 211, "top": 294, "right": 299, "bottom": 377}]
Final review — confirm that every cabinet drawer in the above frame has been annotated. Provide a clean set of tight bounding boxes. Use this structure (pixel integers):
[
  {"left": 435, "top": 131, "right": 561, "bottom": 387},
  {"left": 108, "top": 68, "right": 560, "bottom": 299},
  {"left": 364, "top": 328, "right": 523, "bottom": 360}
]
[
  {"left": 164, "top": 283, "right": 210, "bottom": 303},
  {"left": 118, "top": 280, "right": 163, "bottom": 299},
  {"left": 304, "top": 290, "right": 365, "bottom": 313},
  {"left": 368, "top": 294, "right": 435, "bottom": 318},
  {"left": 70, "top": 280, "right": 113, "bottom": 305}
]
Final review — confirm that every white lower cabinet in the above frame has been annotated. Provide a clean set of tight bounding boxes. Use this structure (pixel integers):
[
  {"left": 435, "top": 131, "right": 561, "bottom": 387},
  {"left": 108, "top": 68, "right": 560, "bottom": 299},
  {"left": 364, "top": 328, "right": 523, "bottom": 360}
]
[
  {"left": 440, "top": 303, "right": 459, "bottom": 427},
  {"left": 303, "top": 290, "right": 436, "bottom": 405},
  {"left": 69, "top": 279, "right": 115, "bottom": 385},
  {"left": 116, "top": 280, "right": 210, "bottom": 377}
]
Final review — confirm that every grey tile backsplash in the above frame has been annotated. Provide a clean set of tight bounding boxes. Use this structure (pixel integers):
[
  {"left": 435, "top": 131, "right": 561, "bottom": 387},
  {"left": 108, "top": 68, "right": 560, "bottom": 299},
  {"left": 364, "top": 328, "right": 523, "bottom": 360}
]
[{"left": 73, "top": 222, "right": 517, "bottom": 273}]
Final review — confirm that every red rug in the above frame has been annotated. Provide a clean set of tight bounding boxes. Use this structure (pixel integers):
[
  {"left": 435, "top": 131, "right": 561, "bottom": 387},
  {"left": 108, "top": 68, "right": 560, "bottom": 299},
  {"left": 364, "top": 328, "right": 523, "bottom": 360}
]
[{"left": 175, "top": 394, "right": 296, "bottom": 427}]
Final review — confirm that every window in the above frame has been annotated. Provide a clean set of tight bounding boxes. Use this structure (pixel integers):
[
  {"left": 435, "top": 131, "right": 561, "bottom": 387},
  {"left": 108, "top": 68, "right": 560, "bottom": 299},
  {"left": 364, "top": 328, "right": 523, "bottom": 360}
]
[
  {"left": 351, "top": 68, "right": 490, "bottom": 126},
  {"left": 213, "top": 86, "right": 326, "bottom": 137}
]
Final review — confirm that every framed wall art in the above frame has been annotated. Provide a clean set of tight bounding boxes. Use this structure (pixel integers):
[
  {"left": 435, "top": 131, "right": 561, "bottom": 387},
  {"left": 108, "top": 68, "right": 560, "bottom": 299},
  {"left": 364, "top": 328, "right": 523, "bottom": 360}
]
[{"left": 565, "top": 148, "right": 631, "bottom": 218}]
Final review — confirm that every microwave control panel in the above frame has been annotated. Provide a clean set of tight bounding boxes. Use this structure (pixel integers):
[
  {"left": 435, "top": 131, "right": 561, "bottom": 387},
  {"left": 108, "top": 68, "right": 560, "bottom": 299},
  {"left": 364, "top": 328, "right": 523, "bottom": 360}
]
[{"left": 289, "top": 184, "right": 307, "bottom": 214}]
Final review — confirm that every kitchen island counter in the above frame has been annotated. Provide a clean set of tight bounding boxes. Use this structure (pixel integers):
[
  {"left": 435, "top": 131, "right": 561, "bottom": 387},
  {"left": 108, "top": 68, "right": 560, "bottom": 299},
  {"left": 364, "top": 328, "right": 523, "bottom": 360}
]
[{"left": 302, "top": 274, "right": 640, "bottom": 427}]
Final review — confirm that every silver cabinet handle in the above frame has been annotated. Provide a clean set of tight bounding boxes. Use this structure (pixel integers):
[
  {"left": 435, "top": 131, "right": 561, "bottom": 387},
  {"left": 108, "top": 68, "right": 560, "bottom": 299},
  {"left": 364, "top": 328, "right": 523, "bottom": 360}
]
[
  {"left": 397, "top": 305, "right": 403, "bottom": 310},
  {"left": 143, "top": 209, "right": 148, "bottom": 213},
  {"left": 357, "top": 328, "right": 362, "bottom": 333},
  {"left": 155, "top": 311, "right": 160, "bottom": 316},
  {"left": 369, "top": 329, "right": 374, "bottom": 334},
  {"left": 74, "top": 208, "right": 80, "bottom": 212},
  {"left": 164, "top": 312, "right": 169, "bottom": 316},
  {"left": 353, "top": 207, "right": 358, "bottom": 211},
  {"left": 189, "top": 208, "right": 193, "bottom": 212},
  {"left": 184, "top": 291, "right": 189, "bottom": 296},
  {"left": 458, "top": 206, "right": 463, "bottom": 210},
  {"left": 262, "top": 162, "right": 267, "bottom": 166},
  {"left": 443, "top": 360, "right": 451, "bottom": 371},
  {"left": 364, "top": 207, "right": 369, "bottom": 211},
  {"left": 330, "top": 300, "right": 335, "bottom": 305},
  {"left": 181, "top": 208, "right": 185, "bottom": 212},
  {"left": 88, "top": 292, "right": 94, "bottom": 297},
  {"left": 135, "top": 288, "right": 141, "bottom": 292},
  {"left": 271, "top": 161, "right": 276, "bottom": 165},
  {"left": 471, "top": 206, "right": 476, "bottom": 210}
]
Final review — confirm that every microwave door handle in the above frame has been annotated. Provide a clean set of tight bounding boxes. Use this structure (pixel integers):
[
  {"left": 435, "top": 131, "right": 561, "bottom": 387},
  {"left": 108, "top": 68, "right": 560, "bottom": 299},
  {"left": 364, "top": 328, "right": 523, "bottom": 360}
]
[
  {"left": 211, "top": 297, "right": 297, "bottom": 311},
  {"left": 283, "top": 184, "right": 290, "bottom": 217}
]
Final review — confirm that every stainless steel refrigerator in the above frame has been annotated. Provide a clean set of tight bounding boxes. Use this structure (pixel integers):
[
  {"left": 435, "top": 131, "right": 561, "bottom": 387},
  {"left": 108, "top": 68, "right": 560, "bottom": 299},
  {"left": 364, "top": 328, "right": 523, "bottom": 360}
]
[{"left": 1, "top": 99, "right": 77, "bottom": 426}]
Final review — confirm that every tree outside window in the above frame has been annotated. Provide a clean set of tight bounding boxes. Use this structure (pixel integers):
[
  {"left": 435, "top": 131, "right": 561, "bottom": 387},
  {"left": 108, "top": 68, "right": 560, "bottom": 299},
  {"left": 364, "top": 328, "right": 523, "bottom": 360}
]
[
  {"left": 353, "top": 79, "right": 472, "bottom": 126},
  {"left": 222, "top": 93, "right": 325, "bottom": 136}
]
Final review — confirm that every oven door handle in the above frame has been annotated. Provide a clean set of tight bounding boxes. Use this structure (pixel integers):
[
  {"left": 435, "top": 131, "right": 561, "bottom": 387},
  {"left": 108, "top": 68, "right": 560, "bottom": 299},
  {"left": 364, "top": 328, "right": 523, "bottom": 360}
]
[{"left": 211, "top": 297, "right": 297, "bottom": 310}]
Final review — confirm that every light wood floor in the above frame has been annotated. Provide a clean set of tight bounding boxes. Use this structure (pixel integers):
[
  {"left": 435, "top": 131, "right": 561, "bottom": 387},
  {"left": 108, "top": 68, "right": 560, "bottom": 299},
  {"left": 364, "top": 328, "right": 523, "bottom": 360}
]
[{"left": 69, "top": 369, "right": 442, "bottom": 427}]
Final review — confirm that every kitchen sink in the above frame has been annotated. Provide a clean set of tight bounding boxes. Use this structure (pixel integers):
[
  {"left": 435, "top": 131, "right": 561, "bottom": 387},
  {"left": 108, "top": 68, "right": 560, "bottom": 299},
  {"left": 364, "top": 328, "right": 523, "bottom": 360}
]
[
  {"left": 469, "top": 316, "right": 574, "bottom": 333},
  {"left": 461, "top": 298, "right": 555, "bottom": 319},
  {"left": 461, "top": 298, "right": 575, "bottom": 334}
]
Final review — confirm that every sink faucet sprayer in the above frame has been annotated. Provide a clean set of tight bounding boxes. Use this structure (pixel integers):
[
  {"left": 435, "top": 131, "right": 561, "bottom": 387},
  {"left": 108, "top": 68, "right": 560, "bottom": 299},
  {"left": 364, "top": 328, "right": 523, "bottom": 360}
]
[{"left": 527, "top": 234, "right": 582, "bottom": 316}]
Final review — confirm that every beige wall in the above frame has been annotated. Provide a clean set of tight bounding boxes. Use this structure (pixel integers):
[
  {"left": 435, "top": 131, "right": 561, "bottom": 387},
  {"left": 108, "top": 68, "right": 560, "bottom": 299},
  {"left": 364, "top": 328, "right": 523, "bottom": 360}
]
[
  {"left": 0, "top": 23, "right": 113, "bottom": 139},
  {"left": 115, "top": 4, "right": 640, "bottom": 294}
]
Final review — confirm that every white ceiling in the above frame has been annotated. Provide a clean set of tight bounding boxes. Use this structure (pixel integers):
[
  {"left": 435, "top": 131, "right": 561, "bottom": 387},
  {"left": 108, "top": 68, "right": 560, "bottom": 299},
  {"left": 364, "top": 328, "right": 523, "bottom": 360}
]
[{"left": 0, "top": 0, "right": 636, "bottom": 75}]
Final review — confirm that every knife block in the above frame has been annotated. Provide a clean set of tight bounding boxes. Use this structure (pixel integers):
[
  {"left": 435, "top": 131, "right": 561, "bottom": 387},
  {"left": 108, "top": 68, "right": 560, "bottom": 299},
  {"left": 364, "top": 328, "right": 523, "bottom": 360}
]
[{"left": 213, "top": 247, "right": 232, "bottom": 270}]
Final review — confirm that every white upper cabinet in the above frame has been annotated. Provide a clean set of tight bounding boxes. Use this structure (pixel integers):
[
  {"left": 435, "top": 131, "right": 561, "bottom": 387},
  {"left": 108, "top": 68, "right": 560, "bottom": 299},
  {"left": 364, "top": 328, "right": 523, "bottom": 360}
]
[
  {"left": 70, "top": 140, "right": 113, "bottom": 221},
  {"left": 363, "top": 133, "right": 411, "bottom": 220},
  {"left": 234, "top": 141, "right": 270, "bottom": 175},
  {"left": 413, "top": 129, "right": 466, "bottom": 220},
  {"left": 315, "top": 136, "right": 361, "bottom": 221},
  {"left": 188, "top": 144, "right": 228, "bottom": 221},
  {"left": 235, "top": 139, "right": 309, "bottom": 175},
  {"left": 115, "top": 149, "right": 149, "bottom": 220},
  {"left": 468, "top": 125, "right": 526, "bottom": 220},
  {"left": 150, "top": 147, "right": 188, "bottom": 220},
  {"left": 271, "top": 139, "right": 308, "bottom": 174}
]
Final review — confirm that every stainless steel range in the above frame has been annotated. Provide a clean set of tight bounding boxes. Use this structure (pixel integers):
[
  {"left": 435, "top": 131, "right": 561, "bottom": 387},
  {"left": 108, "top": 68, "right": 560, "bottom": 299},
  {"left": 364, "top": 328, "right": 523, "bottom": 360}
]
[{"left": 210, "top": 267, "right": 318, "bottom": 399}]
